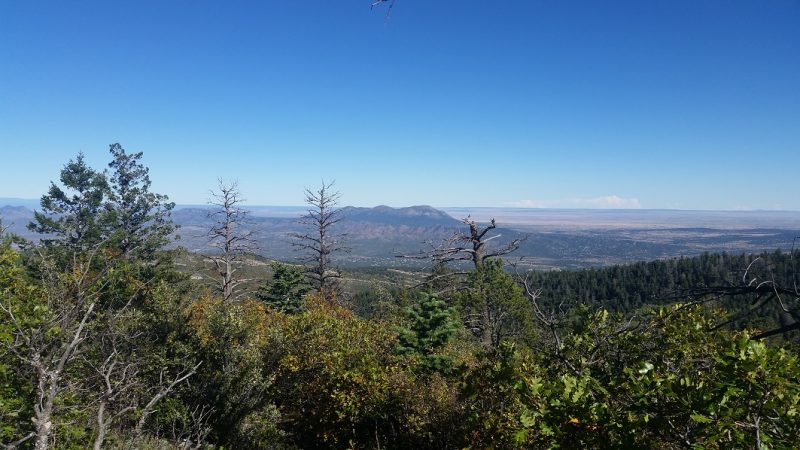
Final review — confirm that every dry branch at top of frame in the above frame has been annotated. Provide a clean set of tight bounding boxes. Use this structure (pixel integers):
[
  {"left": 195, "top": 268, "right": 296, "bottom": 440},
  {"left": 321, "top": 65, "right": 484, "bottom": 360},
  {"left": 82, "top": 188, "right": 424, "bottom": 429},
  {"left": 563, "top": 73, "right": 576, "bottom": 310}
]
[{"left": 370, "top": 0, "right": 396, "bottom": 15}]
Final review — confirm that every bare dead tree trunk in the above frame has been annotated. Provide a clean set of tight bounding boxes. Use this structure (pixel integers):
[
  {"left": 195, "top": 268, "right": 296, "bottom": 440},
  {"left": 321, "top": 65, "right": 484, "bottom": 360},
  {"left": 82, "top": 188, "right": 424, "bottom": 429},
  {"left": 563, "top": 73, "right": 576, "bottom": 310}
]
[
  {"left": 93, "top": 401, "right": 106, "bottom": 450},
  {"left": 207, "top": 180, "right": 257, "bottom": 301},
  {"left": 458, "top": 217, "right": 527, "bottom": 269},
  {"left": 289, "top": 181, "right": 348, "bottom": 303}
]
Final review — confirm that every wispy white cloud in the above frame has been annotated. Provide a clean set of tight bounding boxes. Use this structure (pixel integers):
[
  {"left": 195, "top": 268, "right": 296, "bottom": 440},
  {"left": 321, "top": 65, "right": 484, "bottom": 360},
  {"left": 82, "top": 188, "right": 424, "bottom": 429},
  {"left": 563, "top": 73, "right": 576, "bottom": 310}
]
[{"left": 506, "top": 195, "right": 641, "bottom": 209}]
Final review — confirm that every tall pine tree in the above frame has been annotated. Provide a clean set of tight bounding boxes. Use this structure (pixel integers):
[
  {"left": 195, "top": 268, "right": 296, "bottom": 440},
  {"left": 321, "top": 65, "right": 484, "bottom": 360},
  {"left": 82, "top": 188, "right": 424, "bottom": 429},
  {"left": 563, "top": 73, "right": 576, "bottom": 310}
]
[{"left": 396, "top": 293, "right": 460, "bottom": 373}]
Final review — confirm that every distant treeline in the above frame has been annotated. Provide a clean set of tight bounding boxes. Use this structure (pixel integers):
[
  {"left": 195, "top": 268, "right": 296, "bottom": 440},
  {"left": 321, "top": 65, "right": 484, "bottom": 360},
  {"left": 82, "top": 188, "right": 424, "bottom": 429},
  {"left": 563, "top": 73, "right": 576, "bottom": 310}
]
[{"left": 528, "top": 249, "right": 800, "bottom": 330}]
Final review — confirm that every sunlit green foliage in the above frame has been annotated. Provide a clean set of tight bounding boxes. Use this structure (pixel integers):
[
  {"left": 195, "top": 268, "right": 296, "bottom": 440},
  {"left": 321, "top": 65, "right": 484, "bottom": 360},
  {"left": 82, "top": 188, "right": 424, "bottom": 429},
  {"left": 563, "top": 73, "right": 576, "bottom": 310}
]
[
  {"left": 460, "top": 305, "right": 800, "bottom": 449},
  {"left": 256, "top": 261, "right": 312, "bottom": 314},
  {"left": 187, "top": 295, "right": 285, "bottom": 448},
  {"left": 0, "top": 243, "right": 36, "bottom": 443},
  {"left": 269, "top": 294, "right": 408, "bottom": 447},
  {"left": 453, "top": 259, "right": 534, "bottom": 348},
  {"left": 28, "top": 153, "right": 109, "bottom": 257},
  {"left": 106, "top": 143, "right": 177, "bottom": 262},
  {"left": 396, "top": 293, "right": 461, "bottom": 374}
]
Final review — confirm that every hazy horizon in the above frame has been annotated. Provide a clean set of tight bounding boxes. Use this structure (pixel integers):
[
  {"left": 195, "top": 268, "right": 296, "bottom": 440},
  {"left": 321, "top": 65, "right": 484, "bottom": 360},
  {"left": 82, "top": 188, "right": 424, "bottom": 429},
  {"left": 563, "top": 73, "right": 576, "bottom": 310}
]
[{"left": 4, "top": 196, "right": 800, "bottom": 215}]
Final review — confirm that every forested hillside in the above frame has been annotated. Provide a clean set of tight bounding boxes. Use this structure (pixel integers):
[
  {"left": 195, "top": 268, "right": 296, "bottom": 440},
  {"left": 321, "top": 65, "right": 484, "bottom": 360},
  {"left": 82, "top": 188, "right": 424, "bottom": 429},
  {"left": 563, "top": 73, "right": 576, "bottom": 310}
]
[
  {"left": 527, "top": 250, "right": 800, "bottom": 332},
  {"left": 2, "top": 148, "right": 799, "bottom": 449}
]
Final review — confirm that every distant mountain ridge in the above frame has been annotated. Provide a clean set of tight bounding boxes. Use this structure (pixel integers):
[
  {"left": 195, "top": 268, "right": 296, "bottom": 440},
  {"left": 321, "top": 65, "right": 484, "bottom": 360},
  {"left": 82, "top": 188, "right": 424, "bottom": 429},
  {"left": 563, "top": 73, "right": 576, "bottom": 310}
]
[
  {"left": 0, "top": 198, "right": 40, "bottom": 209},
  {"left": 165, "top": 204, "right": 464, "bottom": 264},
  {"left": 340, "top": 205, "right": 460, "bottom": 226},
  {"left": 3, "top": 202, "right": 799, "bottom": 269},
  {"left": 0, "top": 205, "right": 36, "bottom": 239},
  {"left": 0, "top": 205, "right": 35, "bottom": 221}
]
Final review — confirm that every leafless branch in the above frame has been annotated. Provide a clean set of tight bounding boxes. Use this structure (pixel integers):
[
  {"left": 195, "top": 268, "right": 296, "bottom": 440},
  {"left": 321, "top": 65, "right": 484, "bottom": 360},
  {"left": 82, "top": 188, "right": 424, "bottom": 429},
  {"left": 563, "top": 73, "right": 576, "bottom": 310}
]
[
  {"left": 290, "top": 180, "right": 348, "bottom": 303},
  {"left": 371, "top": 0, "right": 396, "bottom": 19},
  {"left": 128, "top": 362, "right": 202, "bottom": 449},
  {"left": 398, "top": 216, "right": 526, "bottom": 270},
  {"left": 206, "top": 179, "right": 258, "bottom": 301},
  {"left": 0, "top": 432, "right": 35, "bottom": 450},
  {"left": 173, "top": 405, "right": 214, "bottom": 450},
  {"left": 657, "top": 253, "right": 800, "bottom": 339}
]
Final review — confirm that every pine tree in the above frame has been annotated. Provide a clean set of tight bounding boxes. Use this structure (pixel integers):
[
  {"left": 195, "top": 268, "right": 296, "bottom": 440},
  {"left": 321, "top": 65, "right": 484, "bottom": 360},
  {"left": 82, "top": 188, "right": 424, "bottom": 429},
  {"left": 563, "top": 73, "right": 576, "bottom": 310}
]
[
  {"left": 256, "top": 262, "right": 312, "bottom": 314},
  {"left": 106, "top": 143, "right": 177, "bottom": 261},
  {"left": 28, "top": 153, "right": 109, "bottom": 256},
  {"left": 454, "top": 259, "right": 532, "bottom": 348},
  {"left": 396, "top": 293, "right": 460, "bottom": 373}
]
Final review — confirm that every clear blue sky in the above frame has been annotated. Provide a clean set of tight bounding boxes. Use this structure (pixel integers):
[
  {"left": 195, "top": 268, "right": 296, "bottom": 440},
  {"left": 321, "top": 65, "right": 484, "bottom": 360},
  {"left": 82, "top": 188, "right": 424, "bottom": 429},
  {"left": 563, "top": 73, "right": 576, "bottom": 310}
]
[{"left": 1, "top": 1, "right": 798, "bottom": 210}]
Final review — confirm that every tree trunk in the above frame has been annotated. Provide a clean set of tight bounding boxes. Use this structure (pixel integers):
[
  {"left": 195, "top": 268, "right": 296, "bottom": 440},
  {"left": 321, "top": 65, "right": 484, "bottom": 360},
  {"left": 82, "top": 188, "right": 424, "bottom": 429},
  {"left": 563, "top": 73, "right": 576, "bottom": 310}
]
[
  {"left": 93, "top": 400, "right": 107, "bottom": 450},
  {"left": 31, "top": 301, "right": 96, "bottom": 450},
  {"left": 33, "top": 374, "right": 56, "bottom": 450}
]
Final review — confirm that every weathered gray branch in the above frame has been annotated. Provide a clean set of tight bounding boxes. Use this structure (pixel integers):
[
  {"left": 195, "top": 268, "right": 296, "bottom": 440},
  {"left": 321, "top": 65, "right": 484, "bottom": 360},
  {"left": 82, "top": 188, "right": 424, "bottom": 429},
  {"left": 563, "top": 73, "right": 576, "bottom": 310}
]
[
  {"left": 128, "top": 362, "right": 202, "bottom": 449},
  {"left": 206, "top": 180, "right": 258, "bottom": 301},
  {"left": 398, "top": 216, "right": 526, "bottom": 270},
  {"left": 290, "top": 181, "right": 348, "bottom": 302}
]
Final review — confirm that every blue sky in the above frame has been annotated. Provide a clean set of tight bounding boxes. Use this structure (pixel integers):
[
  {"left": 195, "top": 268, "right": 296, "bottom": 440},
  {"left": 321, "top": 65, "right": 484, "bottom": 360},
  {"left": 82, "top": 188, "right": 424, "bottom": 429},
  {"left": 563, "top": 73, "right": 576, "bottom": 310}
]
[{"left": 1, "top": 1, "right": 798, "bottom": 209}]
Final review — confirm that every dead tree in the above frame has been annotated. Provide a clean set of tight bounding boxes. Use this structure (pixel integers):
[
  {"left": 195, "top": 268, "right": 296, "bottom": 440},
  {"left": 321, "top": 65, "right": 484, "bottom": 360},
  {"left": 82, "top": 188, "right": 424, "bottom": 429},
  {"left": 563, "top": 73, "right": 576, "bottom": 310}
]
[
  {"left": 289, "top": 181, "right": 348, "bottom": 302},
  {"left": 207, "top": 180, "right": 257, "bottom": 301},
  {"left": 400, "top": 216, "right": 525, "bottom": 270}
]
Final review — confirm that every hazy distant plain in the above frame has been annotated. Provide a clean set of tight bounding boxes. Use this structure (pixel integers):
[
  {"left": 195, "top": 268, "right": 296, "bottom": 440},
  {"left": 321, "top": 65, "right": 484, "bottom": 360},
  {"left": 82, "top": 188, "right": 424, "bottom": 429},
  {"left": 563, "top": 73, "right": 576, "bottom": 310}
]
[{"left": 441, "top": 207, "right": 800, "bottom": 231}]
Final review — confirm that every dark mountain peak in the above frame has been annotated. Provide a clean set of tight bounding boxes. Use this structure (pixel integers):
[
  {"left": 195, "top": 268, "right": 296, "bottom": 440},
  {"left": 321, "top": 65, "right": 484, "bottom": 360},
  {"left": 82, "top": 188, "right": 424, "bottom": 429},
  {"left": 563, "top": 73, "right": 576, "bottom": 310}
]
[
  {"left": 339, "top": 205, "right": 459, "bottom": 226},
  {"left": 400, "top": 205, "right": 451, "bottom": 218},
  {"left": 0, "top": 198, "right": 40, "bottom": 209}
]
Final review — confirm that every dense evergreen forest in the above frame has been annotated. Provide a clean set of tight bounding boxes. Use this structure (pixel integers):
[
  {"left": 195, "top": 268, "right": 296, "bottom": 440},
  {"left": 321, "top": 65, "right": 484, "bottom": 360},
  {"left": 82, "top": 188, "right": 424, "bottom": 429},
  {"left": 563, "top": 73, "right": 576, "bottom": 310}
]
[
  {"left": 526, "top": 250, "right": 800, "bottom": 334},
  {"left": 2, "top": 147, "right": 799, "bottom": 449}
]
